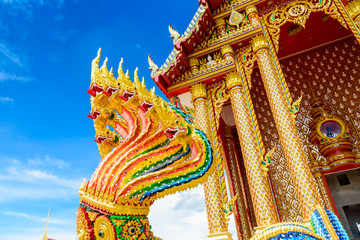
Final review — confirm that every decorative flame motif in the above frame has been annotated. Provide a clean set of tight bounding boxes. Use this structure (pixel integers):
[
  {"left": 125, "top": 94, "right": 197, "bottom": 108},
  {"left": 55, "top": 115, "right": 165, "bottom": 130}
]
[
  {"left": 168, "top": 24, "right": 181, "bottom": 43},
  {"left": 77, "top": 49, "right": 214, "bottom": 240}
]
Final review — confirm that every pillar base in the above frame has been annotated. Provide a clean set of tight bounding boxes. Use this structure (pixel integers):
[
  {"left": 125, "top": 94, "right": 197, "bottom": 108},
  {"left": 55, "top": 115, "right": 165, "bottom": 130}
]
[{"left": 207, "top": 232, "right": 233, "bottom": 240}]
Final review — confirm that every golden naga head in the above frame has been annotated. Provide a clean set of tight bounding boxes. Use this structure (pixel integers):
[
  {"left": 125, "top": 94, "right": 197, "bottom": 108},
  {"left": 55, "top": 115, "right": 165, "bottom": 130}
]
[{"left": 76, "top": 49, "right": 214, "bottom": 240}]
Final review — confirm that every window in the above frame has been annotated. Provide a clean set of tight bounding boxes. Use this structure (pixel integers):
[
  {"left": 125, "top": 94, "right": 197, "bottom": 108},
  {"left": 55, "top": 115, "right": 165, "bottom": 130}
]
[{"left": 337, "top": 174, "right": 350, "bottom": 186}]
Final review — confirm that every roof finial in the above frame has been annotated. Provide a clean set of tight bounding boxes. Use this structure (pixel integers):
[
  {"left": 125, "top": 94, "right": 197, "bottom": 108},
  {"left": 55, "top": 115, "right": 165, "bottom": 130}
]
[
  {"left": 168, "top": 24, "right": 180, "bottom": 43},
  {"left": 148, "top": 54, "right": 159, "bottom": 75}
]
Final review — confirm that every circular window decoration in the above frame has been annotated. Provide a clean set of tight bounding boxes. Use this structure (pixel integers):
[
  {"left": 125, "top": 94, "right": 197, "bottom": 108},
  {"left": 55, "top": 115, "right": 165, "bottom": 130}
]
[
  {"left": 320, "top": 120, "right": 342, "bottom": 138},
  {"left": 288, "top": 5, "right": 306, "bottom": 17}
]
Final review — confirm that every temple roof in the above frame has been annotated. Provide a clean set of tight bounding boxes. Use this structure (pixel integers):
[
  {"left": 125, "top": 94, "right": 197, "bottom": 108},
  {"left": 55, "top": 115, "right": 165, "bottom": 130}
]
[{"left": 150, "top": 0, "right": 351, "bottom": 98}]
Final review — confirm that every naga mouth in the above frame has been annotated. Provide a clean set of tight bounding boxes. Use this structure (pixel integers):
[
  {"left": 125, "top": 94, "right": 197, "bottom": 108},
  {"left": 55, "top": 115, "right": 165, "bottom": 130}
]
[
  {"left": 139, "top": 100, "right": 154, "bottom": 113},
  {"left": 88, "top": 109, "right": 101, "bottom": 119},
  {"left": 164, "top": 127, "right": 186, "bottom": 140},
  {"left": 87, "top": 83, "right": 104, "bottom": 97},
  {"left": 120, "top": 90, "right": 137, "bottom": 101},
  {"left": 94, "top": 135, "right": 113, "bottom": 144},
  {"left": 104, "top": 86, "right": 119, "bottom": 96}
]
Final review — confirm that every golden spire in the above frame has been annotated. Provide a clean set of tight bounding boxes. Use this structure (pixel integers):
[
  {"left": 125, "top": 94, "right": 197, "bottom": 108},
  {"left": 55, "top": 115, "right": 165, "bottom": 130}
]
[{"left": 42, "top": 207, "right": 50, "bottom": 240}]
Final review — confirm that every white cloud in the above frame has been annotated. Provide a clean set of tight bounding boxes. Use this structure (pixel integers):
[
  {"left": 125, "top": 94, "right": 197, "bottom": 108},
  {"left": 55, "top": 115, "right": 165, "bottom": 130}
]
[
  {"left": 0, "top": 42, "right": 33, "bottom": 81},
  {"left": 0, "top": 184, "right": 77, "bottom": 202},
  {"left": 28, "top": 157, "right": 42, "bottom": 165},
  {"left": 148, "top": 185, "right": 238, "bottom": 240},
  {"left": 0, "top": 97, "right": 14, "bottom": 103},
  {"left": 1, "top": 211, "right": 72, "bottom": 225},
  {"left": 0, "top": 0, "right": 65, "bottom": 13},
  {"left": 0, "top": 42, "right": 23, "bottom": 66},
  {"left": 0, "top": 71, "right": 32, "bottom": 81},
  {"left": 51, "top": 156, "right": 69, "bottom": 169},
  {"left": 28, "top": 155, "right": 69, "bottom": 169},
  {"left": 0, "top": 226, "right": 77, "bottom": 240},
  {"left": 0, "top": 157, "right": 82, "bottom": 202},
  {"left": 0, "top": 166, "right": 80, "bottom": 189}
]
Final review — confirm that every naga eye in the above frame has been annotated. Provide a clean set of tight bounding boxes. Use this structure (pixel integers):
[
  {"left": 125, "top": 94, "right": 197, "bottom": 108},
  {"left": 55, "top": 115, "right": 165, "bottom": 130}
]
[
  {"left": 98, "top": 230, "right": 104, "bottom": 238},
  {"left": 94, "top": 216, "right": 115, "bottom": 240},
  {"left": 128, "top": 226, "right": 136, "bottom": 235}
]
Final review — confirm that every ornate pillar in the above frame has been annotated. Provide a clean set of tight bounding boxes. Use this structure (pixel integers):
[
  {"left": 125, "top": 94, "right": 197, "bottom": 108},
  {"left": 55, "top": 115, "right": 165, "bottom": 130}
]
[
  {"left": 308, "top": 148, "right": 337, "bottom": 214},
  {"left": 314, "top": 172, "right": 337, "bottom": 213},
  {"left": 189, "top": 57, "right": 199, "bottom": 75},
  {"left": 251, "top": 35, "right": 321, "bottom": 220},
  {"left": 345, "top": 0, "right": 360, "bottom": 27},
  {"left": 245, "top": 5, "right": 260, "bottom": 26},
  {"left": 190, "top": 83, "right": 232, "bottom": 240},
  {"left": 223, "top": 45, "right": 279, "bottom": 227},
  {"left": 215, "top": 18, "right": 227, "bottom": 37},
  {"left": 223, "top": 125, "right": 253, "bottom": 239},
  {"left": 221, "top": 46, "right": 235, "bottom": 61},
  {"left": 225, "top": 71, "right": 278, "bottom": 228},
  {"left": 248, "top": 5, "right": 294, "bottom": 106},
  {"left": 335, "top": 0, "right": 360, "bottom": 44}
]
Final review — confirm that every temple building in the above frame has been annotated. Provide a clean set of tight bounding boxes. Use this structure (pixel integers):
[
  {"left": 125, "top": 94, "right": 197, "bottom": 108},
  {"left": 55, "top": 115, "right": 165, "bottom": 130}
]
[{"left": 148, "top": 0, "right": 360, "bottom": 239}]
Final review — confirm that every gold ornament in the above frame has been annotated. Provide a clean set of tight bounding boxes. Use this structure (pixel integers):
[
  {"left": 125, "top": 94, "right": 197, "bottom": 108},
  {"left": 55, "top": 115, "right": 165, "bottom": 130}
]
[
  {"left": 225, "top": 71, "right": 242, "bottom": 91},
  {"left": 288, "top": 5, "right": 307, "bottom": 17},
  {"left": 215, "top": 18, "right": 226, "bottom": 27},
  {"left": 76, "top": 207, "right": 94, "bottom": 240},
  {"left": 190, "top": 82, "right": 207, "bottom": 102},
  {"left": 221, "top": 45, "right": 235, "bottom": 61},
  {"left": 251, "top": 35, "right": 268, "bottom": 53},
  {"left": 346, "top": 0, "right": 360, "bottom": 22},
  {"left": 94, "top": 216, "right": 116, "bottom": 240},
  {"left": 229, "top": 10, "right": 244, "bottom": 28},
  {"left": 245, "top": 5, "right": 258, "bottom": 17}
]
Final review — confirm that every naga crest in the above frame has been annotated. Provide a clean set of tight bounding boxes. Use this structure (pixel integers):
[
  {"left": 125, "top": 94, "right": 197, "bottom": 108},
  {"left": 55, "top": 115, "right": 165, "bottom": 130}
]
[{"left": 76, "top": 49, "right": 214, "bottom": 240}]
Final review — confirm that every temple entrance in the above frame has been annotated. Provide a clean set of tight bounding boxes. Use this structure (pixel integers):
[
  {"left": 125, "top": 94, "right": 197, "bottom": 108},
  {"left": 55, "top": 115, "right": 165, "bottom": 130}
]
[{"left": 325, "top": 169, "right": 360, "bottom": 239}]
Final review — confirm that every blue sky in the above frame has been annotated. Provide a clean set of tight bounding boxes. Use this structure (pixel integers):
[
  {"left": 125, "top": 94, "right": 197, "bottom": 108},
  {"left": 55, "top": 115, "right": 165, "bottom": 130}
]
[{"left": 0, "top": 0, "right": 238, "bottom": 239}]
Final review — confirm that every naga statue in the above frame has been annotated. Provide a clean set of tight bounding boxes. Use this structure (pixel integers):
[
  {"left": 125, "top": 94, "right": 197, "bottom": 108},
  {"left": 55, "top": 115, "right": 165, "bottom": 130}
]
[{"left": 76, "top": 49, "right": 214, "bottom": 240}]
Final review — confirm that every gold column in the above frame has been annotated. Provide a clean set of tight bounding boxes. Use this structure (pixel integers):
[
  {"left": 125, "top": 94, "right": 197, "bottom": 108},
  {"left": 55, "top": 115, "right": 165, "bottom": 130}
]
[
  {"left": 314, "top": 172, "right": 337, "bottom": 213},
  {"left": 336, "top": 0, "right": 360, "bottom": 44},
  {"left": 222, "top": 45, "right": 279, "bottom": 227},
  {"left": 308, "top": 148, "right": 337, "bottom": 213},
  {"left": 223, "top": 125, "right": 253, "bottom": 239},
  {"left": 246, "top": 5, "right": 260, "bottom": 26},
  {"left": 248, "top": 6, "right": 294, "bottom": 107},
  {"left": 221, "top": 46, "right": 235, "bottom": 61},
  {"left": 345, "top": 0, "right": 360, "bottom": 26},
  {"left": 251, "top": 35, "right": 321, "bottom": 220},
  {"left": 190, "top": 83, "right": 232, "bottom": 240},
  {"left": 189, "top": 57, "right": 199, "bottom": 75},
  {"left": 215, "top": 18, "right": 227, "bottom": 37}
]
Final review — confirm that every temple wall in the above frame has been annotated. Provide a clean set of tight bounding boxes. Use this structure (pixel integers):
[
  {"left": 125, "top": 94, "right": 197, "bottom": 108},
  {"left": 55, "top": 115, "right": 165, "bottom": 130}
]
[{"left": 250, "top": 37, "right": 360, "bottom": 222}]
